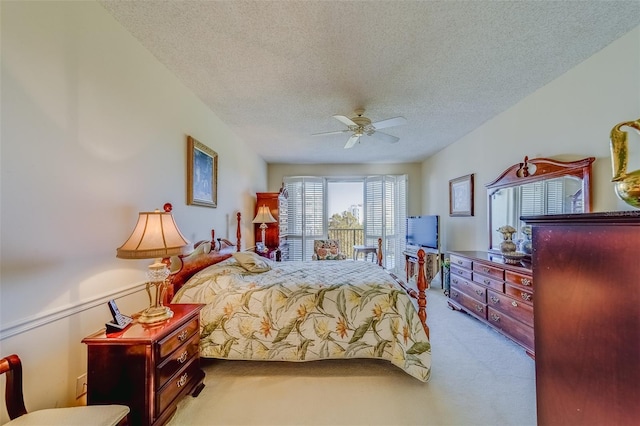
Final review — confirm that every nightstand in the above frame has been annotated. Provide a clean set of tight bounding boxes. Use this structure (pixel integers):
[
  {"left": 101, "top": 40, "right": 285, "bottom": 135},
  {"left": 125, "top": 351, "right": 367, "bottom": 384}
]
[{"left": 82, "top": 304, "right": 205, "bottom": 426}]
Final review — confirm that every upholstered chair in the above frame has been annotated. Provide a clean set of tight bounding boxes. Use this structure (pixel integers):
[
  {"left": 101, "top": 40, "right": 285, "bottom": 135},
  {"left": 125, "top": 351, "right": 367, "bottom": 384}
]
[
  {"left": 312, "top": 239, "right": 347, "bottom": 260},
  {"left": 1, "top": 354, "right": 129, "bottom": 426}
]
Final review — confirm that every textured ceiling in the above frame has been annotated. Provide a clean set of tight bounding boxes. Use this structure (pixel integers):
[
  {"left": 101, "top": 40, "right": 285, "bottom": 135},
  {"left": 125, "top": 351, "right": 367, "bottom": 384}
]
[{"left": 99, "top": 1, "right": 640, "bottom": 164}]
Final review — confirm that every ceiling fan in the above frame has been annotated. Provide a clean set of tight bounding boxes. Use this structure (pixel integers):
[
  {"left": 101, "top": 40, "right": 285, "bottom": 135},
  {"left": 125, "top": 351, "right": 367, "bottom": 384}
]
[{"left": 312, "top": 108, "right": 407, "bottom": 149}]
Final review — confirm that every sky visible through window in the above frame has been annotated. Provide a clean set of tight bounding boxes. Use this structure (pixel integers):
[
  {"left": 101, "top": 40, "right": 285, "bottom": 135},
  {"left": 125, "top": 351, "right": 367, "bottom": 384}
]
[{"left": 327, "top": 181, "right": 363, "bottom": 217}]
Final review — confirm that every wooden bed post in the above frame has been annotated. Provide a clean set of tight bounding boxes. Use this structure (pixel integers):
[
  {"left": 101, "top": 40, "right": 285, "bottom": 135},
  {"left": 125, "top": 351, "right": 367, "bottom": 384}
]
[
  {"left": 236, "top": 212, "right": 242, "bottom": 252},
  {"left": 377, "top": 238, "right": 383, "bottom": 266},
  {"left": 416, "top": 249, "right": 429, "bottom": 339}
]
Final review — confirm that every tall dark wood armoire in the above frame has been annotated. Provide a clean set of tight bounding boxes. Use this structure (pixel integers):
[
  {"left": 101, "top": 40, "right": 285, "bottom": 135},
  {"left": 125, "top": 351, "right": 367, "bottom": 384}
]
[
  {"left": 524, "top": 211, "right": 640, "bottom": 426},
  {"left": 255, "top": 187, "right": 288, "bottom": 259}
]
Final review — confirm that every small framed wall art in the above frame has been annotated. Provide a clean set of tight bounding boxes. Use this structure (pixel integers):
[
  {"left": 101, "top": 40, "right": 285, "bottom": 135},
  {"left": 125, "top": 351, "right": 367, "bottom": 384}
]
[
  {"left": 449, "top": 173, "right": 474, "bottom": 216},
  {"left": 187, "top": 136, "right": 218, "bottom": 208}
]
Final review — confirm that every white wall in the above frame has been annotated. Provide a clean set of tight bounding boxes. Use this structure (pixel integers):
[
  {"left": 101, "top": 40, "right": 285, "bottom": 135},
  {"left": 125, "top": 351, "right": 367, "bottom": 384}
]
[
  {"left": 422, "top": 26, "right": 640, "bottom": 253},
  {"left": 0, "top": 1, "right": 266, "bottom": 418},
  {"left": 268, "top": 163, "right": 423, "bottom": 215}
]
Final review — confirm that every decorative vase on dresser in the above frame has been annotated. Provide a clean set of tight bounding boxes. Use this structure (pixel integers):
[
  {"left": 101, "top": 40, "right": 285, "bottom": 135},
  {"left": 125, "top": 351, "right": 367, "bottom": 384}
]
[
  {"left": 448, "top": 251, "right": 534, "bottom": 356},
  {"left": 524, "top": 212, "right": 640, "bottom": 426}
]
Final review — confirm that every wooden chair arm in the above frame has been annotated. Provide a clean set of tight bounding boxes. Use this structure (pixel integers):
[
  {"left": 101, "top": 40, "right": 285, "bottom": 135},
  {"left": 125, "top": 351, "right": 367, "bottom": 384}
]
[{"left": 1, "top": 354, "right": 28, "bottom": 420}]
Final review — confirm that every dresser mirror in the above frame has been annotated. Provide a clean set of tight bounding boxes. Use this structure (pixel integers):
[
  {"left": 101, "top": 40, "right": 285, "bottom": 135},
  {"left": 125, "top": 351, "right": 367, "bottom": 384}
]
[{"left": 486, "top": 156, "right": 595, "bottom": 253}]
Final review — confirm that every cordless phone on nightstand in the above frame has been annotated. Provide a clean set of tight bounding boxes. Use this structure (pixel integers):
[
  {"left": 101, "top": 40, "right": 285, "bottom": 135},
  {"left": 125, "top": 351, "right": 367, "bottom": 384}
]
[{"left": 105, "top": 299, "right": 132, "bottom": 333}]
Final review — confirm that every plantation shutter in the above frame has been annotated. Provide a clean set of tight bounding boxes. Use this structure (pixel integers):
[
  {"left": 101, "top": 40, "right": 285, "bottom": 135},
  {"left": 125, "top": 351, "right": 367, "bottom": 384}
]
[{"left": 283, "top": 177, "right": 324, "bottom": 261}]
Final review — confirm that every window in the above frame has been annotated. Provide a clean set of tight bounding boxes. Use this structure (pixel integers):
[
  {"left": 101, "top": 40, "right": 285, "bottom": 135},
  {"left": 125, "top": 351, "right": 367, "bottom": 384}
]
[{"left": 283, "top": 175, "right": 407, "bottom": 271}]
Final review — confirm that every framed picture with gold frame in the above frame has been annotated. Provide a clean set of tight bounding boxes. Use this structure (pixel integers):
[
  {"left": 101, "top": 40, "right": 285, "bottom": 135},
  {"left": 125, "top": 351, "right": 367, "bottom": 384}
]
[
  {"left": 449, "top": 174, "right": 474, "bottom": 216},
  {"left": 187, "top": 136, "right": 218, "bottom": 208}
]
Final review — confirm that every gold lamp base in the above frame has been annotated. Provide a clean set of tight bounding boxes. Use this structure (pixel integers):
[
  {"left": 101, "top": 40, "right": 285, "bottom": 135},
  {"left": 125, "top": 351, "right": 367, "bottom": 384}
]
[{"left": 138, "top": 305, "right": 174, "bottom": 324}]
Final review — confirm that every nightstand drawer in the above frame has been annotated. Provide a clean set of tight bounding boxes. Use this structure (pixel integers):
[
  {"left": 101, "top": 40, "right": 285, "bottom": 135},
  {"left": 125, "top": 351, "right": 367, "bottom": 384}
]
[
  {"left": 156, "top": 333, "right": 199, "bottom": 388},
  {"left": 157, "top": 317, "right": 199, "bottom": 359},
  {"left": 157, "top": 358, "right": 201, "bottom": 418}
]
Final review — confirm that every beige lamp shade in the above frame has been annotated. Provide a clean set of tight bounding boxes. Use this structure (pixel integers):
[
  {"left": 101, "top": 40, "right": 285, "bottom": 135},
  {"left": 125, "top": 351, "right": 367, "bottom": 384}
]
[
  {"left": 252, "top": 205, "right": 277, "bottom": 224},
  {"left": 117, "top": 210, "right": 190, "bottom": 259}
]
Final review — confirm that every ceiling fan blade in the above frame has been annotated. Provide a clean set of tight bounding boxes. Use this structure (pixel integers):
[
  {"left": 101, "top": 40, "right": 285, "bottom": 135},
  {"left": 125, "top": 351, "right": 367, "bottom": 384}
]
[
  {"left": 370, "top": 131, "right": 399, "bottom": 144},
  {"left": 344, "top": 134, "right": 360, "bottom": 149},
  {"left": 333, "top": 115, "right": 357, "bottom": 127},
  {"left": 371, "top": 116, "right": 407, "bottom": 130},
  {"left": 311, "top": 129, "right": 350, "bottom": 136}
]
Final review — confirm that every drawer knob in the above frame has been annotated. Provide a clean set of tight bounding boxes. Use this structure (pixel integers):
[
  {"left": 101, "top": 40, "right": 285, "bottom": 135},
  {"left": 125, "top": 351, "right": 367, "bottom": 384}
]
[
  {"left": 178, "top": 350, "right": 188, "bottom": 363},
  {"left": 178, "top": 330, "right": 188, "bottom": 342},
  {"left": 457, "top": 260, "right": 463, "bottom": 264},
  {"left": 475, "top": 305, "right": 484, "bottom": 313},
  {"left": 484, "top": 279, "right": 491, "bottom": 285},
  {"left": 177, "top": 372, "right": 189, "bottom": 388},
  {"left": 453, "top": 278, "right": 459, "bottom": 284},
  {"left": 490, "top": 296, "right": 500, "bottom": 303},
  {"left": 475, "top": 289, "right": 483, "bottom": 296},
  {"left": 521, "top": 292, "right": 532, "bottom": 302},
  {"left": 483, "top": 267, "right": 489, "bottom": 273},
  {"left": 490, "top": 313, "right": 501, "bottom": 322},
  {"left": 452, "top": 291, "right": 459, "bottom": 298},
  {"left": 521, "top": 278, "right": 531, "bottom": 286},
  {"left": 511, "top": 301, "right": 518, "bottom": 307}
]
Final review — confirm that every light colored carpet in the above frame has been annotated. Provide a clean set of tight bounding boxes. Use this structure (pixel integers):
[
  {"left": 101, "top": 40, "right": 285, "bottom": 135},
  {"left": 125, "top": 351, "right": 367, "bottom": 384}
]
[{"left": 168, "top": 286, "right": 536, "bottom": 426}]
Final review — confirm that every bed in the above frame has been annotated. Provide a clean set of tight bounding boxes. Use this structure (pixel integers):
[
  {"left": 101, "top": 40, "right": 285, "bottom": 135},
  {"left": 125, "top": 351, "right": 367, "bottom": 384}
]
[{"left": 166, "top": 213, "right": 431, "bottom": 382}]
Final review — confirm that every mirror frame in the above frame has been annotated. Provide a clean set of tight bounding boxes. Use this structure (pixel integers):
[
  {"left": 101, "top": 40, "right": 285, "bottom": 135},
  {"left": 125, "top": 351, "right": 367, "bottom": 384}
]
[{"left": 485, "top": 156, "right": 595, "bottom": 253}]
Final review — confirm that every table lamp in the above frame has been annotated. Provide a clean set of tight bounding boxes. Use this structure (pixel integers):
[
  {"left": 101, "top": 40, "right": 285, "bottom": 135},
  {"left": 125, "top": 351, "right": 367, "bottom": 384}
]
[
  {"left": 116, "top": 203, "right": 189, "bottom": 324},
  {"left": 252, "top": 205, "right": 276, "bottom": 249}
]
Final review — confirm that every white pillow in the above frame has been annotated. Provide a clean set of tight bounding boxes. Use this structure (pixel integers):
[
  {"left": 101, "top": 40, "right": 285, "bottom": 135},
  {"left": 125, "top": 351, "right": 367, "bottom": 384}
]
[{"left": 232, "top": 251, "right": 272, "bottom": 273}]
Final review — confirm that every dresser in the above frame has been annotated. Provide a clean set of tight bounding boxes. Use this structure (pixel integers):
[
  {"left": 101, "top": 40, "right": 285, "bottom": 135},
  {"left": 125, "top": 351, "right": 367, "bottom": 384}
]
[
  {"left": 255, "top": 187, "right": 289, "bottom": 260},
  {"left": 524, "top": 212, "right": 640, "bottom": 425},
  {"left": 448, "top": 251, "right": 534, "bottom": 355},
  {"left": 82, "top": 304, "right": 205, "bottom": 426}
]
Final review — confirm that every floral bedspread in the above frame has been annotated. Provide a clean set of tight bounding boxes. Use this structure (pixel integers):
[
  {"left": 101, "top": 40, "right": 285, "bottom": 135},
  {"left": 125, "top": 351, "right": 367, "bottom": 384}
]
[{"left": 172, "top": 259, "right": 431, "bottom": 382}]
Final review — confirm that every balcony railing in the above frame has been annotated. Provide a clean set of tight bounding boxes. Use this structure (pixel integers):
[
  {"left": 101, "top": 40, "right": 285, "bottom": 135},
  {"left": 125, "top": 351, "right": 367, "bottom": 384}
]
[{"left": 328, "top": 228, "right": 365, "bottom": 259}]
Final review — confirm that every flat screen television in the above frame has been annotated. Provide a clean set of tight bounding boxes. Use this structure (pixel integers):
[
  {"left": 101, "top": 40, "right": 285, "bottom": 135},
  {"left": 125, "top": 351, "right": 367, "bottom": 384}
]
[{"left": 406, "top": 215, "right": 439, "bottom": 251}]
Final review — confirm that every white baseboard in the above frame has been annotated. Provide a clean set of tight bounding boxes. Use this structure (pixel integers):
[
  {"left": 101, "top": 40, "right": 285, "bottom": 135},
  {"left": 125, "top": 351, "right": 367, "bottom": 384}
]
[{"left": 0, "top": 282, "right": 146, "bottom": 341}]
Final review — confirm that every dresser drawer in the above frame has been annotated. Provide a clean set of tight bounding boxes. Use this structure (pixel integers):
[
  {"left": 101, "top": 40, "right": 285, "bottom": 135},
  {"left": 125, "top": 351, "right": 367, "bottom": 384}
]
[
  {"left": 505, "top": 284, "right": 533, "bottom": 305},
  {"left": 452, "top": 276, "right": 486, "bottom": 303},
  {"left": 487, "top": 290, "right": 533, "bottom": 327},
  {"left": 156, "top": 358, "right": 201, "bottom": 418},
  {"left": 157, "top": 317, "right": 199, "bottom": 359},
  {"left": 156, "top": 333, "right": 199, "bottom": 388},
  {"left": 451, "top": 265, "right": 472, "bottom": 281},
  {"left": 450, "top": 255, "right": 472, "bottom": 270},
  {"left": 487, "top": 307, "right": 534, "bottom": 351},
  {"left": 450, "top": 288, "right": 487, "bottom": 320},
  {"left": 472, "top": 273, "right": 504, "bottom": 292},
  {"left": 473, "top": 262, "right": 504, "bottom": 280},
  {"left": 505, "top": 270, "right": 533, "bottom": 288}
]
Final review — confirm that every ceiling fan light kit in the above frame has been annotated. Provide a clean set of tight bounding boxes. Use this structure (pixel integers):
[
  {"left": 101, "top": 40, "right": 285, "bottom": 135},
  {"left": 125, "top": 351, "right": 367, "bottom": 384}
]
[{"left": 313, "top": 108, "right": 407, "bottom": 149}]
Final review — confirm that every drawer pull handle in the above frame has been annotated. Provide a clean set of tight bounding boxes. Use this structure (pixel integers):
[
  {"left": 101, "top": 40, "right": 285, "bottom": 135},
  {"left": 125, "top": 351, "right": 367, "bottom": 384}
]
[
  {"left": 490, "top": 313, "right": 501, "bottom": 322},
  {"left": 453, "top": 279, "right": 459, "bottom": 284},
  {"left": 177, "top": 351, "right": 188, "bottom": 363},
  {"left": 521, "top": 292, "right": 532, "bottom": 302},
  {"left": 177, "top": 372, "right": 188, "bottom": 388},
  {"left": 482, "top": 267, "right": 489, "bottom": 273},
  {"left": 457, "top": 260, "right": 463, "bottom": 265},
  {"left": 484, "top": 279, "right": 491, "bottom": 285},
  {"left": 521, "top": 278, "right": 531, "bottom": 286},
  {"left": 475, "top": 305, "right": 484, "bottom": 313},
  {"left": 451, "top": 291, "right": 459, "bottom": 298},
  {"left": 178, "top": 330, "right": 188, "bottom": 342},
  {"left": 490, "top": 296, "right": 500, "bottom": 303},
  {"left": 511, "top": 301, "right": 518, "bottom": 307},
  {"left": 475, "top": 289, "right": 483, "bottom": 296}
]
